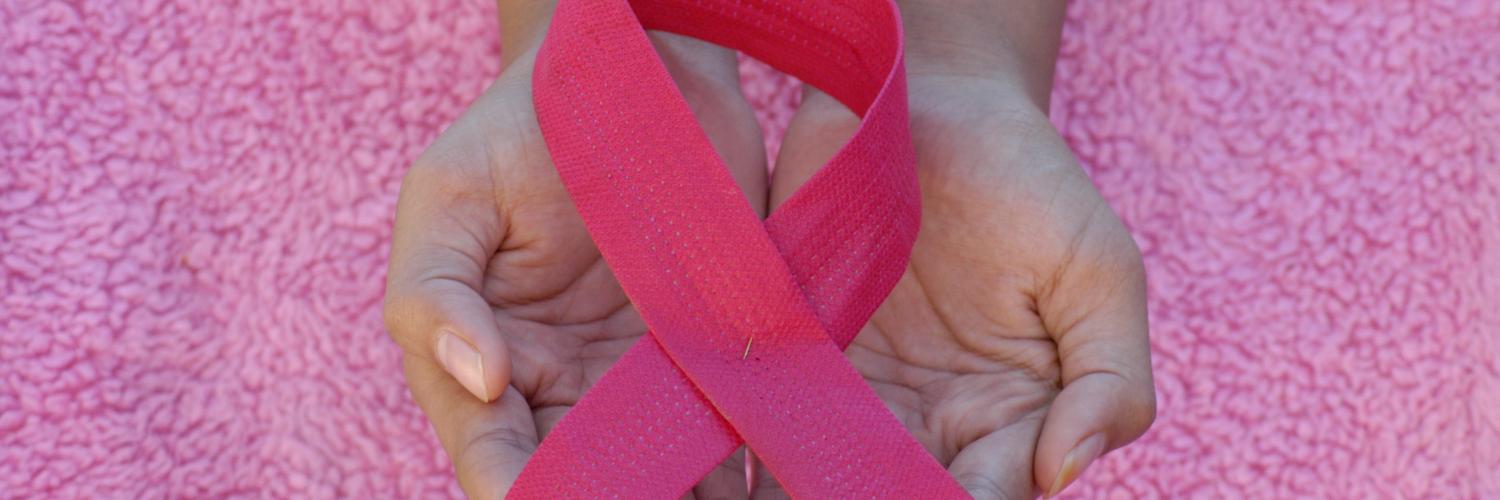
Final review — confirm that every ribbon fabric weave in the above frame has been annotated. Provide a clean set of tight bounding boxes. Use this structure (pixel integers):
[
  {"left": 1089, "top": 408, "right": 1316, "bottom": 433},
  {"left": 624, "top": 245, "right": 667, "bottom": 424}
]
[{"left": 512, "top": 1, "right": 968, "bottom": 497}]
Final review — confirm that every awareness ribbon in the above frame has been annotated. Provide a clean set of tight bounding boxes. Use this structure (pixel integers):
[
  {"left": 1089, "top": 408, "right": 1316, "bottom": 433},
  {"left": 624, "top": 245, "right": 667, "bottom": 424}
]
[{"left": 512, "top": 0, "right": 968, "bottom": 497}]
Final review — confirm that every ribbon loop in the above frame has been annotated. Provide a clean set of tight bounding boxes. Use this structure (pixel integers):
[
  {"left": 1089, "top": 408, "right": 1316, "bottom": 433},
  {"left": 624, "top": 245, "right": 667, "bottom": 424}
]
[{"left": 512, "top": 1, "right": 965, "bottom": 498}]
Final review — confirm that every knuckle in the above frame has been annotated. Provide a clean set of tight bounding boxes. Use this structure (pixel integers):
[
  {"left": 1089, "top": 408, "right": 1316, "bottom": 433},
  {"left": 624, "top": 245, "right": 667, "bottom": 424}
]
[
  {"left": 1087, "top": 212, "right": 1145, "bottom": 277},
  {"left": 1137, "top": 386, "right": 1159, "bottom": 429},
  {"left": 462, "top": 427, "right": 537, "bottom": 462},
  {"left": 1114, "top": 232, "right": 1146, "bottom": 271},
  {"left": 380, "top": 293, "right": 410, "bottom": 341},
  {"left": 454, "top": 427, "right": 536, "bottom": 497},
  {"left": 403, "top": 147, "right": 493, "bottom": 205},
  {"left": 1124, "top": 383, "right": 1159, "bottom": 437},
  {"left": 381, "top": 290, "right": 431, "bottom": 343},
  {"left": 403, "top": 159, "right": 464, "bottom": 198},
  {"left": 953, "top": 472, "right": 1016, "bottom": 500}
]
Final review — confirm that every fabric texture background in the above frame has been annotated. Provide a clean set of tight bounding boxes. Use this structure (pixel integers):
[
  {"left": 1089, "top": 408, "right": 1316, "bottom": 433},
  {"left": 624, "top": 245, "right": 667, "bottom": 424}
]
[{"left": 2, "top": 0, "right": 1498, "bottom": 498}]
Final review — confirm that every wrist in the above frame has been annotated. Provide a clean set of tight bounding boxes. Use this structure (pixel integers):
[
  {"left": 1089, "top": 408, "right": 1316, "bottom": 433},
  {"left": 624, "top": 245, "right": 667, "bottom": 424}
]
[
  {"left": 897, "top": 0, "right": 1066, "bottom": 109},
  {"left": 497, "top": 1, "right": 740, "bottom": 94},
  {"left": 497, "top": 1, "right": 556, "bottom": 70}
]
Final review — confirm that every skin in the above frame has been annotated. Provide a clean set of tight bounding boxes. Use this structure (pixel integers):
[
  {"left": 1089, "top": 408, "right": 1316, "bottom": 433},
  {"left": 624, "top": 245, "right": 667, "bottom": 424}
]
[
  {"left": 383, "top": 25, "right": 767, "bottom": 499},
  {"left": 383, "top": 1, "right": 1155, "bottom": 499},
  {"left": 748, "top": 3, "right": 1157, "bottom": 498}
]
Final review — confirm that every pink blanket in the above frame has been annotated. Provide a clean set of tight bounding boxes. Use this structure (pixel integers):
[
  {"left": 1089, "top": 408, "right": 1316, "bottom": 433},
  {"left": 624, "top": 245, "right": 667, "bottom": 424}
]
[{"left": 3, "top": 0, "right": 1497, "bottom": 497}]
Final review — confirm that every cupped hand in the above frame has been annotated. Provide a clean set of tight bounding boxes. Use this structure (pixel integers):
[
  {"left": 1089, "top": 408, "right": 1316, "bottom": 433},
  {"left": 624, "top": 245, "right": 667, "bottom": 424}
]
[
  {"left": 761, "top": 76, "right": 1156, "bottom": 499},
  {"left": 382, "top": 34, "right": 768, "bottom": 499}
]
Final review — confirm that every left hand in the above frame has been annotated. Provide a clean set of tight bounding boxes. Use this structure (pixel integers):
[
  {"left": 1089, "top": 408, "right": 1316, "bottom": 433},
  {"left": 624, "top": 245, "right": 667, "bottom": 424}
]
[{"left": 758, "top": 73, "right": 1156, "bottom": 499}]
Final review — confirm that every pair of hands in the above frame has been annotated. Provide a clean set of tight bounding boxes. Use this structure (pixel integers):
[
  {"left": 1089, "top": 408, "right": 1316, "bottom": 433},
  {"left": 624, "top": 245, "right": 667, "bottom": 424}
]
[{"left": 384, "top": 8, "right": 1154, "bottom": 498}]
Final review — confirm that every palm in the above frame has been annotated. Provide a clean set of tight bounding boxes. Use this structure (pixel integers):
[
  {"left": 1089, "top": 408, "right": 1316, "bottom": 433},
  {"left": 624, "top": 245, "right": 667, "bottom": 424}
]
[
  {"left": 854, "top": 109, "right": 1075, "bottom": 498},
  {"left": 474, "top": 87, "right": 642, "bottom": 437},
  {"left": 767, "top": 79, "right": 1142, "bottom": 498}
]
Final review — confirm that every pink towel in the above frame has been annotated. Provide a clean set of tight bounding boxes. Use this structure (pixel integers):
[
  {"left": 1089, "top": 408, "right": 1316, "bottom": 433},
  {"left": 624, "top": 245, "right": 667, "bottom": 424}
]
[{"left": 3, "top": 0, "right": 1497, "bottom": 497}]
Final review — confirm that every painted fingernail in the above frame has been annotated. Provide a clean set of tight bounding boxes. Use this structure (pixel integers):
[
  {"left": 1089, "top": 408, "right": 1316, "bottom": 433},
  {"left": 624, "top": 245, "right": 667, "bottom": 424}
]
[
  {"left": 1047, "top": 433, "right": 1106, "bottom": 498},
  {"left": 437, "top": 331, "right": 489, "bottom": 401}
]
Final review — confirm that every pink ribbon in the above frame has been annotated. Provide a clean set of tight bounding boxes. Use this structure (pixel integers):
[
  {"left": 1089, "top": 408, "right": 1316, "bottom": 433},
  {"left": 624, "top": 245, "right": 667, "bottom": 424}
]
[{"left": 512, "top": 1, "right": 967, "bottom": 497}]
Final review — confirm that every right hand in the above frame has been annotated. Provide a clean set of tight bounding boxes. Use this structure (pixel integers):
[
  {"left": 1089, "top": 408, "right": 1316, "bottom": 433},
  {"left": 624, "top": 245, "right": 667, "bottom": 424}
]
[{"left": 382, "top": 33, "right": 769, "bottom": 498}]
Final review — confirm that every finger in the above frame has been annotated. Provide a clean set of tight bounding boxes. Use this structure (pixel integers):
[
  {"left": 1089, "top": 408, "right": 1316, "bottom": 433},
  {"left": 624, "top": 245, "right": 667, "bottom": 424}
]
[
  {"left": 384, "top": 156, "right": 510, "bottom": 402},
  {"left": 648, "top": 32, "right": 769, "bottom": 216},
  {"left": 1032, "top": 225, "right": 1155, "bottom": 497},
  {"left": 406, "top": 355, "right": 538, "bottom": 498},
  {"left": 946, "top": 414, "right": 1046, "bottom": 500},
  {"left": 769, "top": 87, "right": 858, "bottom": 210},
  {"left": 690, "top": 447, "right": 753, "bottom": 500}
]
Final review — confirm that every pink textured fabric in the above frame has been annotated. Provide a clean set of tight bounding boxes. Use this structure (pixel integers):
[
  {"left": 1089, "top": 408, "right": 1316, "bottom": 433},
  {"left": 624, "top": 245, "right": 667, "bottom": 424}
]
[{"left": 2, "top": 0, "right": 1497, "bottom": 498}]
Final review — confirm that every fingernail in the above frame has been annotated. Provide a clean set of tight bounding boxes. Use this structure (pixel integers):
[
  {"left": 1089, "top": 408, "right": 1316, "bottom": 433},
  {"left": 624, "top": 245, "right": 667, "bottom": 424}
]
[
  {"left": 437, "top": 331, "right": 489, "bottom": 401},
  {"left": 1047, "top": 433, "right": 1106, "bottom": 498},
  {"left": 745, "top": 449, "right": 757, "bottom": 493}
]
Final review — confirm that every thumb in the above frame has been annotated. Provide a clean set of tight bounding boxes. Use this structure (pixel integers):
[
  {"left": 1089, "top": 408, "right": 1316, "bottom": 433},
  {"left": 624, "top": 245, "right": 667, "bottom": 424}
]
[
  {"left": 384, "top": 159, "right": 511, "bottom": 402},
  {"left": 1033, "top": 227, "right": 1156, "bottom": 497}
]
